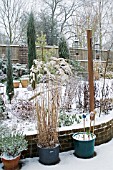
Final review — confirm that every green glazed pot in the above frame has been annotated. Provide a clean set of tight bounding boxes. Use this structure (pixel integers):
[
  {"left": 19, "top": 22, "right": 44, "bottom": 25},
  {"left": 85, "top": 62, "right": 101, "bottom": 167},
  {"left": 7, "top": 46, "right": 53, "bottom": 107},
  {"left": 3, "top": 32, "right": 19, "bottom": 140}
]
[{"left": 72, "top": 132, "right": 96, "bottom": 158}]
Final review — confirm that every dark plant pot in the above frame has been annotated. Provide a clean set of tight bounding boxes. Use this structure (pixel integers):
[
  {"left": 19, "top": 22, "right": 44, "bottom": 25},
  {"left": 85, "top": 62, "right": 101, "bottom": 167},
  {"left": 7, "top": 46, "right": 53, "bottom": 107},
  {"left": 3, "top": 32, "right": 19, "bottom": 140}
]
[
  {"left": 72, "top": 132, "right": 96, "bottom": 158},
  {"left": 38, "top": 144, "right": 60, "bottom": 165},
  {"left": 1, "top": 155, "right": 20, "bottom": 170}
]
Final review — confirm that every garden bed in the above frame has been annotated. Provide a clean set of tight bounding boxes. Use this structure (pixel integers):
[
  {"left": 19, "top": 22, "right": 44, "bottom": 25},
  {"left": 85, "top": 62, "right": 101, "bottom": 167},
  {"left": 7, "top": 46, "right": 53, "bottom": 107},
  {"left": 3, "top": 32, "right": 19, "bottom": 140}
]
[
  {"left": 1, "top": 79, "right": 113, "bottom": 158},
  {"left": 20, "top": 117, "right": 113, "bottom": 158}
]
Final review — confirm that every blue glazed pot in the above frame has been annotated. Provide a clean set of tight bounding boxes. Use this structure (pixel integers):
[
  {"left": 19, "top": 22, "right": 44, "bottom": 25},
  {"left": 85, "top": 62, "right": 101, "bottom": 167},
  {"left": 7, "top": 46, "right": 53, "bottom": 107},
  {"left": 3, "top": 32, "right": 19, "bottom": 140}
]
[
  {"left": 38, "top": 144, "right": 60, "bottom": 165},
  {"left": 72, "top": 132, "right": 96, "bottom": 158}
]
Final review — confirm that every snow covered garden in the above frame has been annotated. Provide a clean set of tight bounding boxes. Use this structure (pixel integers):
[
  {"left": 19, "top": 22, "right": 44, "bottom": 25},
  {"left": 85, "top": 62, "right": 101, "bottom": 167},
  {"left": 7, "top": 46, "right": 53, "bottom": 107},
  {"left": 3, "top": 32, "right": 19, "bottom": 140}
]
[
  {"left": 0, "top": 54, "right": 113, "bottom": 170},
  {"left": 1, "top": 0, "right": 113, "bottom": 168},
  {"left": 0, "top": 77, "right": 113, "bottom": 169},
  {"left": 1, "top": 36, "right": 113, "bottom": 168}
]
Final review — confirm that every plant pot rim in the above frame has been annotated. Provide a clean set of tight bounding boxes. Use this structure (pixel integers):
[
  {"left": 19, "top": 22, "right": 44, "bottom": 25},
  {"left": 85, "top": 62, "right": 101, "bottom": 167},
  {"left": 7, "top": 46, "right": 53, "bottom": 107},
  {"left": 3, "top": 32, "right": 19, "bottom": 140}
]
[
  {"left": 1, "top": 153, "right": 21, "bottom": 160},
  {"left": 37, "top": 143, "right": 60, "bottom": 149},
  {"left": 72, "top": 132, "right": 96, "bottom": 141},
  {"left": 13, "top": 80, "right": 20, "bottom": 82},
  {"left": 20, "top": 78, "right": 29, "bottom": 80}
]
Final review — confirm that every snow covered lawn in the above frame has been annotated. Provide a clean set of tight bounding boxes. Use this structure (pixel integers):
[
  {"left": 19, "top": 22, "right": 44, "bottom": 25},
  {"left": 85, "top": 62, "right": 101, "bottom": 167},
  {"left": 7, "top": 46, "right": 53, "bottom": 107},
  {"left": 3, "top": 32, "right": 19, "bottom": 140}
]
[{"left": 0, "top": 138, "right": 113, "bottom": 170}]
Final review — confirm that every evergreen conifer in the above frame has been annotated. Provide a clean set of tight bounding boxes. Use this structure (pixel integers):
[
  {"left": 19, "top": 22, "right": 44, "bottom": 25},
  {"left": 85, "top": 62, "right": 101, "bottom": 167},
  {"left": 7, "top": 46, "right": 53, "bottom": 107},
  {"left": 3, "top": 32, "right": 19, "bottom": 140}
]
[
  {"left": 58, "top": 36, "right": 70, "bottom": 59},
  {"left": 6, "top": 47, "right": 14, "bottom": 103},
  {"left": 27, "top": 12, "right": 36, "bottom": 70}
]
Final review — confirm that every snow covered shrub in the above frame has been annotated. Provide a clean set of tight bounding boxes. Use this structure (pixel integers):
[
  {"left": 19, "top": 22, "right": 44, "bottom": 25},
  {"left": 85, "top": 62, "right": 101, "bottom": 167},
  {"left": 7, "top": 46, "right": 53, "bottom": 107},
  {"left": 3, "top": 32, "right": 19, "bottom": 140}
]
[
  {"left": 61, "top": 75, "right": 78, "bottom": 111},
  {"left": 13, "top": 63, "right": 29, "bottom": 79},
  {"left": 11, "top": 99, "right": 36, "bottom": 121},
  {"left": 0, "top": 126, "right": 28, "bottom": 158},
  {"left": 30, "top": 57, "right": 72, "bottom": 87},
  {"left": 0, "top": 95, "right": 6, "bottom": 120}
]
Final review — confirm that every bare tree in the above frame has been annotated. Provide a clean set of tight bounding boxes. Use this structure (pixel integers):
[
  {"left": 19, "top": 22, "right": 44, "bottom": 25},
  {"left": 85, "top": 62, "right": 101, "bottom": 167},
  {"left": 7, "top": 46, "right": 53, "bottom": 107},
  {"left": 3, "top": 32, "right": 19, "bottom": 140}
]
[
  {"left": 0, "top": 0, "right": 28, "bottom": 44},
  {"left": 68, "top": 0, "right": 113, "bottom": 48},
  {"left": 35, "top": 0, "right": 80, "bottom": 45}
]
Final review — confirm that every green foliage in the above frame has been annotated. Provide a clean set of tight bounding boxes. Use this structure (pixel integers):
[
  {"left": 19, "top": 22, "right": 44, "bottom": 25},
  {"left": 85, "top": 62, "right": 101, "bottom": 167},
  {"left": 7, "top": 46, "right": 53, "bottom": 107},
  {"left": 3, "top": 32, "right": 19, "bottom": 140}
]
[
  {"left": 36, "top": 32, "right": 47, "bottom": 61},
  {"left": 58, "top": 36, "right": 70, "bottom": 59},
  {"left": 58, "top": 111, "right": 81, "bottom": 127},
  {"left": 0, "top": 95, "right": 5, "bottom": 115},
  {"left": 36, "top": 32, "right": 57, "bottom": 62},
  {"left": 36, "top": 48, "right": 57, "bottom": 62},
  {"left": 6, "top": 47, "right": 14, "bottom": 103},
  {"left": 86, "top": 128, "right": 90, "bottom": 135},
  {"left": 86, "top": 129, "right": 95, "bottom": 139},
  {"left": 68, "top": 59, "right": 85, "bottom": 72},
  {"left": 0, "top": 95, "right": 4, "bottom": 105},
  {"left": 0, "top": 58, "right": 3, "bottom": 69},
  {"left": 27, "top": 12, "right": 36, "bottom": 70},
  {"left": 48, "top": 65, "right": 57, "bottom": 74},
  {"left": 0, "top": 127, "right": 28, "bottom": 158},
  {"left": 36, "top": 32, "right": 47, "bottom": 47}
]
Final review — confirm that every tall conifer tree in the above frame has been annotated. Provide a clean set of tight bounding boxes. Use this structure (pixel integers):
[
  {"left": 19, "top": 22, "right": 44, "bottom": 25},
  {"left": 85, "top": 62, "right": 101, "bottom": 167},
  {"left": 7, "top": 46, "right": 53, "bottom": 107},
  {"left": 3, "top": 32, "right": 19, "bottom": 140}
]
[
  {"left": 6, "top": 47, "right": 14, "bottom": 103},
  {"left": 27, "top": 12, "right": 36, "bottom": 70},
  {"left": 58, "top": 36, "right": 70, "bottom": 59}
]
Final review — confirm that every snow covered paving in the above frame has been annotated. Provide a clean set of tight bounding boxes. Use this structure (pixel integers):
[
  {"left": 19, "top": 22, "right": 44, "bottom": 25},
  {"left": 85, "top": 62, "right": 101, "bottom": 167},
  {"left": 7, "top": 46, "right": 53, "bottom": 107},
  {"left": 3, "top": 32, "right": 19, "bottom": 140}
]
[{"left": 0, "top": 138, "right": 113, "bottom": 170}]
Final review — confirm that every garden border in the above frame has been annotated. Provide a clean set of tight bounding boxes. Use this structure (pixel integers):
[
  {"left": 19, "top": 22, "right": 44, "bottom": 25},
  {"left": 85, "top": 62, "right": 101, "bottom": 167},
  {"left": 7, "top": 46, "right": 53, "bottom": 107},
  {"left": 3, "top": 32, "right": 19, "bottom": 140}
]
[{"left": 21, "top": 118, "right": 113, "bottom": 158}]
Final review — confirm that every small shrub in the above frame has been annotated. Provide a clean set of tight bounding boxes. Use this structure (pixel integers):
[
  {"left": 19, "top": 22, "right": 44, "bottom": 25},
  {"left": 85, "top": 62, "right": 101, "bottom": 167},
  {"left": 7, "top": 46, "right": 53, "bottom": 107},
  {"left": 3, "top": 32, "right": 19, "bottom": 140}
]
[{"left": 11, "top": 99, "right": 36, "bottom": 121}]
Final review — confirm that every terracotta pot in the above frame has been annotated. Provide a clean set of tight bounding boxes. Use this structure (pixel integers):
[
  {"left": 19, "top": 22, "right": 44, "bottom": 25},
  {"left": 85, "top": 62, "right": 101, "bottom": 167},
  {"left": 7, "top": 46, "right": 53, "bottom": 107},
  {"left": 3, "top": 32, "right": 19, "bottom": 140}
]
[
  {"left": 1, "top": 155, "right": 20, "bottom": 170},
  {"left": 20, "top": 78, "right": 29, "bottom": 88},
  {"left": 13, "top": 80, "right": 20, "bottom": 88}
]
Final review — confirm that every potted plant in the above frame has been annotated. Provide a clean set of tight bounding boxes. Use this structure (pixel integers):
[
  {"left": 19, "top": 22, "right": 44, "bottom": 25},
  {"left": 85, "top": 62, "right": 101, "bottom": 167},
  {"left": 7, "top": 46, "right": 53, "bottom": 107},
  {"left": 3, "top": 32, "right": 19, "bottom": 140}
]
[
  {"left": 13, "top": 79, "right": 20, "bottom": 88},
  {"left": 0, "top": 125, "right": 28, "bottom": 170},
  {"left": 72, "top": 111, "right": 96, "bottom": 158},
  {"left": 29, "top": 35, "right": 72, "bottom": 164},
  {"left": 20, "top": 75, "right": 29, "bottom": 88},
  {"left": 29, "top": 74, "right": 61, "bottom": 165}
]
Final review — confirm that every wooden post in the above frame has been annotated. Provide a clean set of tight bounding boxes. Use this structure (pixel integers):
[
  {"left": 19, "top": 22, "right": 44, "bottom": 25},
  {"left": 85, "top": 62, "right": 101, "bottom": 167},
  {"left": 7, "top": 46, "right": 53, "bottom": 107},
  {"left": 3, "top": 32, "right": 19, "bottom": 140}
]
[{"left": 87, "top": 30, "right": 94, "bottom": 112}]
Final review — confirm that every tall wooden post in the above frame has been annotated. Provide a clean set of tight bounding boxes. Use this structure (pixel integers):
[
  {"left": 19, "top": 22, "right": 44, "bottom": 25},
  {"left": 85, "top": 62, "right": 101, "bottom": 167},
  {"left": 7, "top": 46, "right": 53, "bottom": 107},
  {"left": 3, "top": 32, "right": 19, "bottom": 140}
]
[{"left": 87, "top": 30, "right": 94, "bottom": 112}]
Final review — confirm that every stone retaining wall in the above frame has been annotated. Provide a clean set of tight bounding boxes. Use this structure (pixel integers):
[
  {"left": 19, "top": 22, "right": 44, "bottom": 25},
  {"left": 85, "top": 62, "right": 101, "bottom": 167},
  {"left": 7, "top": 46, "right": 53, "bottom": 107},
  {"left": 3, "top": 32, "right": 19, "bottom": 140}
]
[{"left": 21, "top": 118, "right": 113, "bottom": 158}]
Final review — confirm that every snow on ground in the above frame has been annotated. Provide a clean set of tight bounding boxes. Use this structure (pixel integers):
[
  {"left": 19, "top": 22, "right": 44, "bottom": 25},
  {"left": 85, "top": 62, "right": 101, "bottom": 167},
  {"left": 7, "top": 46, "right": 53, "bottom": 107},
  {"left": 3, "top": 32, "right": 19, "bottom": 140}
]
[
  {"left": 0, "top": 138, "right": 113, "bottom": 170},
  {"left": 1, "top": 80, "right": 113, "bottom": 169},
  {"left": 1, "top": 80, "right": 113, "bottom": 135}
]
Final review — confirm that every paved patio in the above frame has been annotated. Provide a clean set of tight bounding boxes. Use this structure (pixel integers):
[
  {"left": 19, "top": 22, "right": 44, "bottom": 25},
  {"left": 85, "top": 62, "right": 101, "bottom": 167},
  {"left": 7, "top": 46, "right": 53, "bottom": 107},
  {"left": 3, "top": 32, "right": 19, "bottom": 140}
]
[{"left": 0, "top": 138, "right": 113, "bottom": 170}]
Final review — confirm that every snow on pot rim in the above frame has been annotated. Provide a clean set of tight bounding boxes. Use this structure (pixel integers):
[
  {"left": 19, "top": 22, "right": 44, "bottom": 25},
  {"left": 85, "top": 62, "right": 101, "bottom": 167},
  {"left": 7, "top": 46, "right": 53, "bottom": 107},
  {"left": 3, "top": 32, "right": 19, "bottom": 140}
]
[
  {"left": 1, "top": 153, "right": 21, "bottom": 160},
  {"left": 72, "top": 132, "right": 96, "bottom": 141},
  {"left": 37, "top": 143, "right": 60, "bottom": 149},
  {"left": 20, "top": 78, "right": 29, "bottom": 80},
  {"left": 13, "top": 80, "right": 20, "bottom": 82}
]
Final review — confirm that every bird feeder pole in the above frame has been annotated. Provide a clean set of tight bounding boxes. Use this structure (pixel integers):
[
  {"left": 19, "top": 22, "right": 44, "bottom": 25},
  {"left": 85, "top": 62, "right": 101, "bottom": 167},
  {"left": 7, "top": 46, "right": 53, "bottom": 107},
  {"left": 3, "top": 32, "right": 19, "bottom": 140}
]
[
  {"left": 87, "top": 30, "right": 94, "bottom": 113},
  {"left": 87, "top": 30, "right": 95, "bottom": 133}
]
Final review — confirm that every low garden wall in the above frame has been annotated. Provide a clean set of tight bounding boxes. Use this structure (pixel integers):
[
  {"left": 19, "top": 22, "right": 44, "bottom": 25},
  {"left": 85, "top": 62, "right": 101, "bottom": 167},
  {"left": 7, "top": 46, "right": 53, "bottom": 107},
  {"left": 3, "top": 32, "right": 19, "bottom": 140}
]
[{"left": 21, "top": 118, "right": 113, "bottom": 158}]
